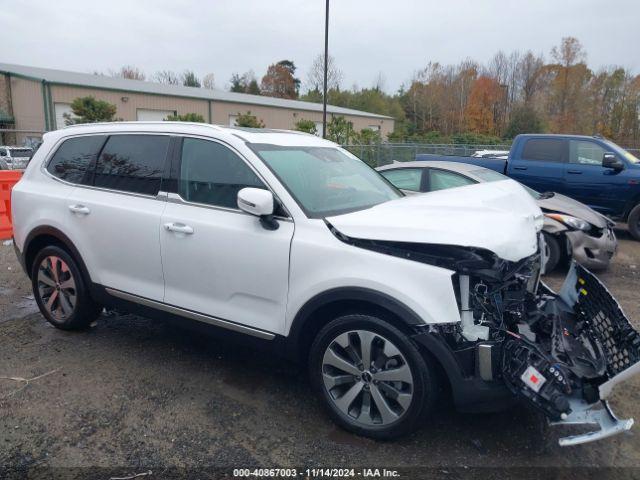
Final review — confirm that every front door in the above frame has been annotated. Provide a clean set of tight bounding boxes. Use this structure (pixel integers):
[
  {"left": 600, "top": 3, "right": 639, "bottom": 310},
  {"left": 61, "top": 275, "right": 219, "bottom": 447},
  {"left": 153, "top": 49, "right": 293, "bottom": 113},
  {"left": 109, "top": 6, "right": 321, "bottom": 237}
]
[
  {"left": 160, "top": 137, "right": 294, "bottom": 335},
  {"left": 564, "top": 139, "right": 629, "bottom": 216}
]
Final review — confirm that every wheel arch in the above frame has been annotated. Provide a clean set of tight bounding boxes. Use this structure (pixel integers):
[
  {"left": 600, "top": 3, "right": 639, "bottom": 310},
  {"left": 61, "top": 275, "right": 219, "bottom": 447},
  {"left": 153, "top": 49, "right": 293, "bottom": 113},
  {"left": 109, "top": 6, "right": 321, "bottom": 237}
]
[
  {"left": 286, "top": 287, "right": 426, "bottom": 364},
  {"left": 23, "top": 226, "right": 91, "bottom": 284}
]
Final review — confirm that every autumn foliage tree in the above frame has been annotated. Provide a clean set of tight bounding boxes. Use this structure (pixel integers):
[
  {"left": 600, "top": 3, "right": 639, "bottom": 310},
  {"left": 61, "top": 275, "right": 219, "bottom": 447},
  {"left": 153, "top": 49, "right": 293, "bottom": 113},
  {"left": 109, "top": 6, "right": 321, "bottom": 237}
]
[
  {"left": 261, "top": 60, "right": 300, "bottom": 99},
  {"left": 464, "top": 76, "right": 504, "bottom": 135}
]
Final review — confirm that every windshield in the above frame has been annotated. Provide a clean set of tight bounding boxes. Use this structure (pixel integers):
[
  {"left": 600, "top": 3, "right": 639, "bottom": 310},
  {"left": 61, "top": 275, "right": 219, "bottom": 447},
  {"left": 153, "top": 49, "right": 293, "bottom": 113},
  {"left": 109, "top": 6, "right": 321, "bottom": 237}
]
[
  {"left": 471, "top": 168, "right": 541, "bottom": 199},
  {"left": 602, "top": 139, "right": 639, "bottom": 164},
  {"left": 252, "top": 145, "right": 402, "bottom": 217}
]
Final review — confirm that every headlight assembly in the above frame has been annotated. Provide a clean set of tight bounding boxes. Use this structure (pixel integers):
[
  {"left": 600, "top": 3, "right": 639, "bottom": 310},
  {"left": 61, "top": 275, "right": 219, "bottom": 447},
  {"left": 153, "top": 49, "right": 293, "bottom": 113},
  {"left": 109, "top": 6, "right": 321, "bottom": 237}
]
[{"left": 546, "top": 213, "right": 591, "bottom": 232}]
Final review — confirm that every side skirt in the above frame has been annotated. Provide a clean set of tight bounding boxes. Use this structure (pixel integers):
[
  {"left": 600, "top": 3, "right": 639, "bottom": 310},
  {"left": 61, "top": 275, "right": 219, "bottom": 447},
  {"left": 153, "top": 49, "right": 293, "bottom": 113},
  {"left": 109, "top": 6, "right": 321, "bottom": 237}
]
[{"left": 90, "top": 284, "right": 291, "bottom": 359}]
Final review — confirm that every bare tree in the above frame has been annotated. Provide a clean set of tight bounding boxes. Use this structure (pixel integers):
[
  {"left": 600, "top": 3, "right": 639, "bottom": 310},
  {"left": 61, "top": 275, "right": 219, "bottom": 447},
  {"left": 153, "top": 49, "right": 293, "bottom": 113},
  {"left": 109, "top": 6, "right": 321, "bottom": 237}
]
[
  {"left": 306, "top": 54, "right": 343, "bottom": 93},
  {"left": 517, "top": 51, "right": 545, "bottom": 104},
  {"left": 202, "top": 73, "right": 216, "bottom": 90},
  {"left": 153, "top": 70, "right": 180, "bottom": 85},
  {"left": 112, "top": 65, "right": 146, "bottom": 81}
]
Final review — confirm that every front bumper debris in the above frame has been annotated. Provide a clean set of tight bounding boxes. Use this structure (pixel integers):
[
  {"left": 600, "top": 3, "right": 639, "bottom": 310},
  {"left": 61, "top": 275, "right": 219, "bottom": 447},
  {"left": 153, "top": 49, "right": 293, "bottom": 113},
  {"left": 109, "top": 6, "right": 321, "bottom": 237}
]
[
  {"left": 550, "top": 263, "right": 640, "bottom": 445},
  {"left": 566, "top": 227, "right": 617, "bottom": 271}
]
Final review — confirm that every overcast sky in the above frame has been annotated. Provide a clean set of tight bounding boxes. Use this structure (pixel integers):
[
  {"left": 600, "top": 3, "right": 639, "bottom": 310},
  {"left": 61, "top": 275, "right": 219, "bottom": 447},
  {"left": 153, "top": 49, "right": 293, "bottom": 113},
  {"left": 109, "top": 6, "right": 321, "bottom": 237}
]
[{"left": 2, "top": 0, "right": 639, "bottom": 93}]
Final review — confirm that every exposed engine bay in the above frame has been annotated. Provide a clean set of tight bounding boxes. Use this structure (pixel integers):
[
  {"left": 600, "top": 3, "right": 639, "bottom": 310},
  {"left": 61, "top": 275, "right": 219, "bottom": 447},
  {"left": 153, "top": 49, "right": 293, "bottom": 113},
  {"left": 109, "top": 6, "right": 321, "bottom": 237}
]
[
  {"left": 445, "top": 250, "right": 640, "bottom": 446},
  {"left": 329, "top": 224, "right": 640, "bottom": 446}
]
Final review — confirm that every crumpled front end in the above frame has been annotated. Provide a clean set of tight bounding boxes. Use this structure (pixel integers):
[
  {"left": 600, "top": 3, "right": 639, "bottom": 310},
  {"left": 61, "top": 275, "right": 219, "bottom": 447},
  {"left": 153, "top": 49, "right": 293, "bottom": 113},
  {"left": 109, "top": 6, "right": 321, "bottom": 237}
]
[{"left": 454, "top": 256, "right": 640, "bottom": 446}]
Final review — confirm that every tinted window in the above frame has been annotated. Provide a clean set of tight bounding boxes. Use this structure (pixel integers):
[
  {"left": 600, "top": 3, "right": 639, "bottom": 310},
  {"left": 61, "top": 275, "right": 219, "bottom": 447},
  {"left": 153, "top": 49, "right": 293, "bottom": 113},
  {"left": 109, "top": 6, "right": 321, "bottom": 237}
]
[
  {"left": 428, "top": 169, "right": 475, "bottom": 192},
  {"left": 570, "top": 140, "right": 606, "bottom": 165},
  {"left": 521, "top": 138, "right": 565, "bottom": 162},
  {"left": 380, "top": 168, "right": 423, "bottom": 192},
  {"left": 179, "top": 138, "right": 265, "bottom": 209},
  {"left": 47, "top": 135, "right": 105, "bottom": 184},
  {"left": 94, "top": 135, "right": 169, "bottom": 195}
]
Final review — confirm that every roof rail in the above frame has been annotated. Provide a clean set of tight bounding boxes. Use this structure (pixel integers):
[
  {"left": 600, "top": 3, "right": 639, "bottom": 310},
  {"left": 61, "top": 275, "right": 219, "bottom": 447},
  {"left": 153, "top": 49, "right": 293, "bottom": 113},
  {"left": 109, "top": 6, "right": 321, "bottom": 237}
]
[{"left": 61, "top": 121, "right": 225, "bottom": 131}]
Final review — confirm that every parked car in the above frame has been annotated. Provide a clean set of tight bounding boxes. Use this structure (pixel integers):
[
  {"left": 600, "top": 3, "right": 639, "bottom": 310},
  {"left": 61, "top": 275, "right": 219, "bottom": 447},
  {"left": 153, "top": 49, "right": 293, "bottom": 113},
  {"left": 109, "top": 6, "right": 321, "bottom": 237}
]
[
  {"left": 377, "top": 161, "right": 617, "bottom": 273},
  {"left": 0, "top": 146, "right": 33, "bottom": 170},
  {"left": 416, "top": 134, "right": 640, "bottom": 240},
  {"left": 11, "top": 123, "right": 640, "bottom": 445}
]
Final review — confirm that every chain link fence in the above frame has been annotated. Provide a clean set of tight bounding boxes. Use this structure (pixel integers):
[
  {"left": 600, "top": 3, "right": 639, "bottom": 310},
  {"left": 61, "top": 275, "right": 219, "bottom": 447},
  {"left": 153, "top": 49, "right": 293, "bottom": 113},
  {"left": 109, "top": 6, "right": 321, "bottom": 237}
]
[{"left": 343, "top": 143, "right": 640, "bottom": 168}]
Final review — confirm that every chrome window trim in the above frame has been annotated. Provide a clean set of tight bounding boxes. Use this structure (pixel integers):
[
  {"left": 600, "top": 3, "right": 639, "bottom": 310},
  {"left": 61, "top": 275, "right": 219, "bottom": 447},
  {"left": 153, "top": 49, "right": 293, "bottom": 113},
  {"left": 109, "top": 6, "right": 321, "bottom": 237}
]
[
  {"left": 105, "top": 287, "right": 276, "bottom": 340},
  {"left": 164, "top": 192, "right": 292, "bottom": 222}
]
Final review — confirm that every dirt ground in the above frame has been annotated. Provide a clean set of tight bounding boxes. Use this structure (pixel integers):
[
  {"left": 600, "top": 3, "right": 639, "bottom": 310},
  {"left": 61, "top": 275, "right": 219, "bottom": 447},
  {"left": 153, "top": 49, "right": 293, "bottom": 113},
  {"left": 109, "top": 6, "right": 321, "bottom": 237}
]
[{"left": 0, "top": 230, "right": 639, "bottom": 479}]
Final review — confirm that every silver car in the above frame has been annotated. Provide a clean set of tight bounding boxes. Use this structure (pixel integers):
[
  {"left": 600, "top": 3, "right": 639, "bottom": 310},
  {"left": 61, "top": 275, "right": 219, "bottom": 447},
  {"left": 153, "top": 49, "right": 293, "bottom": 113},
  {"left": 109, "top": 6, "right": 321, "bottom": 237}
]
[
  {"left": 0, "top": 146, "right": 33, "bottom": 170},
  {"left": 377, "top": 161, "right": 617, "bottom": 272}
]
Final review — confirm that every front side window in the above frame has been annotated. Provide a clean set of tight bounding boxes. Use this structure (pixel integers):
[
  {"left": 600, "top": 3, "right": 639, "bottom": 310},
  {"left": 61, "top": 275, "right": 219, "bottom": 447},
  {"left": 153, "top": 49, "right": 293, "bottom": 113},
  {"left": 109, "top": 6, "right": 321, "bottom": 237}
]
[
  {"left": 47, "top": 135, "right": 105, "bottom": 184},
  {"left": 379, "top": 168, "right": 423, "bottom": 192},
  {"left": 570, "top": 140, "right": 606, "bottom": 166},
  {"left": 428, "top": 169, "right": 476, "bottom": 192},
  {"left": 252, "top": 145, "right": 401, "bottom": 217},
  {"left": 179, "top": 138, "right": 265, "bottom": 209},
  {"left": 94, "top": 135, "right": 169, "bottom": 195},
  {"left": 521, "top": 138, "right": 566, "bottom": 162}
]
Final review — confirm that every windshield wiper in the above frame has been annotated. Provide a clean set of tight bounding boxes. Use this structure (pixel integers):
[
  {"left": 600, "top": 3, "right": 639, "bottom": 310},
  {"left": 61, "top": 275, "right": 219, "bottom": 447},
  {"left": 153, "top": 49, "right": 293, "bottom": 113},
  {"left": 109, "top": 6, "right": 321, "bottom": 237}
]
[{"left": 539, "top": 191, "right": 555, "bottom": 199}]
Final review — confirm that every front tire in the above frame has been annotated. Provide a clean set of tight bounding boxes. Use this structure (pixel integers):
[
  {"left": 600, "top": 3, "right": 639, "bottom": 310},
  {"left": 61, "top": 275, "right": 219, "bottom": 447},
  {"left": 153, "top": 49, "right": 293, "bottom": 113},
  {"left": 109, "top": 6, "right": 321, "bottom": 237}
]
[
  {"left": 628, "top": 204, "right": 640, "bottom": 241},
  {"left": 309, "top": 314, "right": 437, "bottom": 439},
  {"left": 31, "top": 246, "right": 101, "bottom": 330},
  {"left": 542, "top": 232, "right": 561, "bottom": 274}
]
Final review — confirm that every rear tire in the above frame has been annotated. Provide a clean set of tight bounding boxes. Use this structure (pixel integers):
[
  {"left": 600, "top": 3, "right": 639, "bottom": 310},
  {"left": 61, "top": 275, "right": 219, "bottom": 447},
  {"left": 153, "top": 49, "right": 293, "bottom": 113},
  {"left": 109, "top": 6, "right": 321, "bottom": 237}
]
[
  {"left": 309, "top": 314, "right": 437, "bottom": 439},
  {"left": 542, "top": 232, "right": 561, "bottom": 274},
  {"left": 31, "top": 246, "right": 101, "bottom": 330},
  {"left": 628, "top": 204, "right": 640, "bottom": 241}
]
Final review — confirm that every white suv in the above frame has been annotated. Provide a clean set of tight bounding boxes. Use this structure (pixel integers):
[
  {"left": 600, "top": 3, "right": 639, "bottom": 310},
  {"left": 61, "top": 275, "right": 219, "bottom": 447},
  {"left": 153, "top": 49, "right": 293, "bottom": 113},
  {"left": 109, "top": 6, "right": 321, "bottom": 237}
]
[{"left": 11, "top": 122, "right": 640, "bottom": 444}]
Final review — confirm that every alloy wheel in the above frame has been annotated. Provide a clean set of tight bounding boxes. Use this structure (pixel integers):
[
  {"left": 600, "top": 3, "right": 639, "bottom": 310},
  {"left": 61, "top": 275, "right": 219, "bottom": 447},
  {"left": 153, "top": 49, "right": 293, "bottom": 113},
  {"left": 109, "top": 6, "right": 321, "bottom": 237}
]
[
  {"left": 321, "top": 330, "right": 414, "bottom": 426},
  {"left": 37, "top": 255, "right": 77, "bottom": 321}
]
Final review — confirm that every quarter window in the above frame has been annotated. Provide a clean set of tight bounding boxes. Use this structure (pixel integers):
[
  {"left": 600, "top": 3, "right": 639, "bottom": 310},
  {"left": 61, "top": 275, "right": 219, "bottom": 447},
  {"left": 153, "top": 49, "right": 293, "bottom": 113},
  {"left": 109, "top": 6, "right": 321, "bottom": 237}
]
[
  {"left": 47, "top": 135, "right": 106, "bottom": 184},
  {"left": 428, "top": 169, "right": 475, "bottom": 192},
  {"left": 570, "top": 140, "right": 606, "bottom": 166},
  {"left": 94, "top": 135, "right": 169, "bottom": 195},
  {"left": 179, "top": 138, "right": 265, "bottom": 209},
  {"left": 521, "top": 138, "right": 566, "bottom": 162},
  {"left": 380, "top": 168, "right": 423, "bottom": 192}
]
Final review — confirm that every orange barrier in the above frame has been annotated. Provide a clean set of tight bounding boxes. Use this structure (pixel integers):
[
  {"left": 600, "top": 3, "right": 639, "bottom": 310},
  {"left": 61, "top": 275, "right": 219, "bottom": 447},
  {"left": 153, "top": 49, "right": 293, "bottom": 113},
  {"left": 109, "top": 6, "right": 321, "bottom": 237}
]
[{"left": 0, "top": 171, "right": 23, "bottom": 240}]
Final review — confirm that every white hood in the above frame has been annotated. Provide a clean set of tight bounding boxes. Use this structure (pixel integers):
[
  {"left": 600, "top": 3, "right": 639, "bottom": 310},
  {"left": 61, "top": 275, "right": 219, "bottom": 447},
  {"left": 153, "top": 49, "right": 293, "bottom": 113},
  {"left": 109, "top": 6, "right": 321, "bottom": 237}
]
[{"left": 327, "top": 180, "right": 543, "bottom": 262}]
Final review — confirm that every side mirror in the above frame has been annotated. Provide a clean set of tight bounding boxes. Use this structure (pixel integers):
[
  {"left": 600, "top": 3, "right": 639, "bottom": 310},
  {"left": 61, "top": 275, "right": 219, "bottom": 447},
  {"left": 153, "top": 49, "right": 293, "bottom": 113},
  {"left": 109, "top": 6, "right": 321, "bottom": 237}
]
[
  {"left": 237, "top": 187, "right": 279, "bottom": 230},
  {"left": 603, "top": 153, "right": 624, "bottom": 170}
]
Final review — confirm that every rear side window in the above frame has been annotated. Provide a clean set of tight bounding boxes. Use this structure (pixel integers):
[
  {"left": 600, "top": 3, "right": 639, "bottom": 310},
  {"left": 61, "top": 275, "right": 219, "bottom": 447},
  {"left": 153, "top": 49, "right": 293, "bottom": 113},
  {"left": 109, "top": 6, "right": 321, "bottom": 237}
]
[
  {"left": 94, "top": 135, "right": 169, "bottom": 195},
  {"left": 428, "top": 169, "right": 475, "bottom": 192},
  {"left": 380, "top": 168, "right": 423, "bottom": 192},
  {"left": 47, "top": 135, "right": 105, "bottom": 184},
  {"left": 521, "top": 139, "right": 566, "bottom": 162},
  {"left": 179, "top": 138, "right": 265, "bottom": 209}
]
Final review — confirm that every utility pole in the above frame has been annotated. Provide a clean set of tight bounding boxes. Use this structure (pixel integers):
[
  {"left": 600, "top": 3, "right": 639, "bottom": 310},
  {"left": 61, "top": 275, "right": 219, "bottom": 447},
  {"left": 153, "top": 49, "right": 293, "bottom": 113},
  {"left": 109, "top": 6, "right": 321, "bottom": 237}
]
[{"left": 322, "top": 0, "right": 329, "bottom": 139}]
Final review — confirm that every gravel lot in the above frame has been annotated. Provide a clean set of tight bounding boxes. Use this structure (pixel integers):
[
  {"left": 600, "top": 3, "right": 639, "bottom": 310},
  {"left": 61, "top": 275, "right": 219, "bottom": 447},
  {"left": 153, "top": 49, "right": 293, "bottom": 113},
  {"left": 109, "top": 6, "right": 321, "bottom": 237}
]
[{"left": 1, "top": 231, "right": 639, "bottom": 479}]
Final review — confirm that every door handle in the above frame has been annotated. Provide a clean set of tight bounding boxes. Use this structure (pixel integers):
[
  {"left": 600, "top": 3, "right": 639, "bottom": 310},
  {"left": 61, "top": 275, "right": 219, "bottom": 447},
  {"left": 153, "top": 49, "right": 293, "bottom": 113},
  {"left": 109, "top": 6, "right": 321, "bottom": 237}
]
[
  {"left": 68, "top": 204, "right": 90, "bottom": 215},
  {"left": 513, "top": 166, "right": 528, "bottom": 171},
  {"left": 164, "top": 222, "right": 194, "bottom": 235},
  {"left": 567, "top": 170, "right": 583, "bottom": 174}
]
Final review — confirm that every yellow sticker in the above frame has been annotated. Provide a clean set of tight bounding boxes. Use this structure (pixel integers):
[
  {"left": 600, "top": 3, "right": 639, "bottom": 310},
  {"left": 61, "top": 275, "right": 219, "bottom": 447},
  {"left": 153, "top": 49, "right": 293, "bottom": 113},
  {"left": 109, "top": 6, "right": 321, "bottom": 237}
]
[
  {"left": 578, "top": 278, "right": 585, "bottom": 285},
  {"left": 580, "top": 288, "right": 588, "bottom": 296}
]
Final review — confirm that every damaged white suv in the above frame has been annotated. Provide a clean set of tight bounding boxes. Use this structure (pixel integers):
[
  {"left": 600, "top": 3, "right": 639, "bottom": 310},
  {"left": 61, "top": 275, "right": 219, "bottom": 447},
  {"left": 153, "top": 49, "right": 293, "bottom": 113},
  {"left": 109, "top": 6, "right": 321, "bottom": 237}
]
[{"left": 11, "top": 123, "right": 640, "bottom": 445}]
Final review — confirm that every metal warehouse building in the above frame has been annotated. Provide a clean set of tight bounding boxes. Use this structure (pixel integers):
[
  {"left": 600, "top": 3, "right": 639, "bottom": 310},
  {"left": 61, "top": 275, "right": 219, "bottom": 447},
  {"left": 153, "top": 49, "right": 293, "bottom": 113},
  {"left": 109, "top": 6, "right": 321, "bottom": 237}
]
[{"left": 0, "top": 63, "right": 394, "bottom": 146}]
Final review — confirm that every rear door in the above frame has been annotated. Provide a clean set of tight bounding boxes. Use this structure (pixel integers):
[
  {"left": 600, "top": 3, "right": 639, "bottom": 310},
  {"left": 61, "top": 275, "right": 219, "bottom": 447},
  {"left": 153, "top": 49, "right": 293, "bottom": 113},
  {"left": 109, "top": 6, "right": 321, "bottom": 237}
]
[
  {"left": 509, "top": 137, "right": 568, "bottom": 193},
  {"left": 425, "top": 168, "right": 476, "bottom": 192},
  {"left": 67, "top": 134, "right": 170, "bottom": 300},
  {"left": 564, "top": 139, "right": 629, "bottom": 215},
  {"left": 159, "top": 136, "right": 294, "bottom": 335},
  {"left": 378, "top": 168, "right": 426, "bottom": 192}
]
